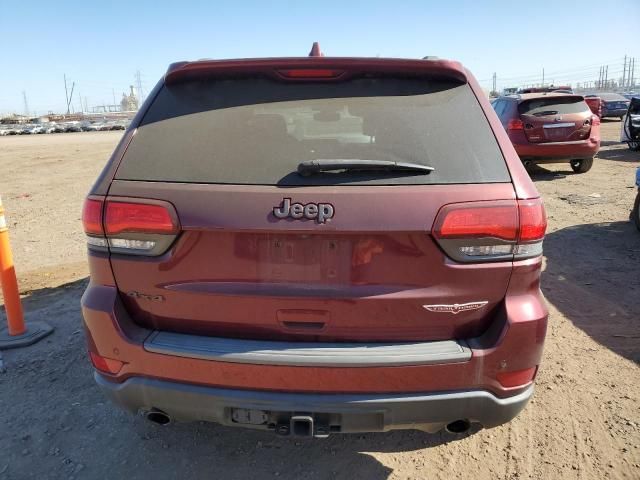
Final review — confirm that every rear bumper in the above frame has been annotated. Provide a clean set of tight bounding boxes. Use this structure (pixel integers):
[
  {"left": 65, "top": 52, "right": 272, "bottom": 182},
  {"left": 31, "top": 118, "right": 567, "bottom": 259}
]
[
  {"left": 514, "top": 138, "right": 599, "bottom": 162},
  {"left": 95, "top": 373, "right": 534, "bottom": 434},
  {"left": 81, "top": 254, "right": 547, "bottom": 433}
]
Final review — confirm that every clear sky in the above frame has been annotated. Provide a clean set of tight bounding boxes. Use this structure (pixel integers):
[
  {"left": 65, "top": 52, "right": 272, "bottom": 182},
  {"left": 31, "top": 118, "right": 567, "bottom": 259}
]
[{"left": 1, "top": 0, "right": 639, "bottom": 115}]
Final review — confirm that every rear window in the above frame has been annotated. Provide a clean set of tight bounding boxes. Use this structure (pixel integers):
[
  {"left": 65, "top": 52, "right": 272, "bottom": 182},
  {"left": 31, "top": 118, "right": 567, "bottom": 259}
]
[
  {"left": 116, "top": 77, "right": 510, "bottom": 186},
  {"left": 518, "top": 96, "right": 589, "bottom": 116}
]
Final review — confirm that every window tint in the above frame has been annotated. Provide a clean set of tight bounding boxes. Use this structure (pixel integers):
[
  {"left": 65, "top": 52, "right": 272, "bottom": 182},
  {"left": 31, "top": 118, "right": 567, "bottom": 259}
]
[
  {"left": 492, "top": 99, "right": 507, "bottom": 119},
  {"left": 518, "top": 96, "right": 590, "bottom": 116},
  {"left": 117, "top": 77, "right": 510, "bottom": 186}
]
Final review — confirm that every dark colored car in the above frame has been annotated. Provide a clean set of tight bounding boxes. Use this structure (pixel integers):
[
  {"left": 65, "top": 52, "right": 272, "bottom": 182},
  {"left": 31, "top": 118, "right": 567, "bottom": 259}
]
[
  {"left": 493, "top": 93, "right": 600, "bottom": 173},
  {"left": 81, "top": 49, "right": 548, "bottom": 437},
  {"left": 622, "top": 96, "right": 640, "bottom": 151},
  {"left": 585, "top": 93, "right": 630, "bottom": 119}
]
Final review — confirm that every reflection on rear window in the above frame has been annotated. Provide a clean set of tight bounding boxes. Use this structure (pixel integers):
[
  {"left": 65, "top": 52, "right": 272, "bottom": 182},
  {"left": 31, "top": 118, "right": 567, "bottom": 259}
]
[
  {"left": 518, "top": 97, "right": 589, "bottom": 116},
  {"left": 117, "top": 77, "right": 510, "bottom": 186}
]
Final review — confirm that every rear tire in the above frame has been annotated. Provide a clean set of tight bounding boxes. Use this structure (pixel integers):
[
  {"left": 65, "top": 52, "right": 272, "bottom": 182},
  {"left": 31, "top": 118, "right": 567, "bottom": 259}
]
[
  {"left": 629, "top": 141, "right": 640, "bottom": 151},
  {"left": 570, "top": 158, "right": 593, "bottom": 173},
  {"left": 633, "top": 192, "right": 640, "bottom": 232}
]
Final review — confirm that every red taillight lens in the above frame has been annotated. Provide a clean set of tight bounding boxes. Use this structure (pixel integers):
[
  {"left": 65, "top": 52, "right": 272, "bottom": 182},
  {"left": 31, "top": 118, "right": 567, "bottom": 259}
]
[
  {"left": 434, "top": 202, "right": 518, "bottom": 241},
  {"left": 277, "top": 69, "right": 344, "bottom": 79},
  {"left": 104, "top": 201, "right": 178, "bottom": 235},
  {"left": 89, "top": 351, "right": 124, "bottom": 374},
  {"left": 518, "top": 199, "right": 547, "bottom": 242},
  {"left": 496, "top": 366, "right": 537, "bottom": 387},
  {"left": 507, "top": 118, "right": 524, "bottom": 131},
  {"left": 433, "top": 199, "right": 546, "bottom": 262},
  {"left": 82, "top": 198, "right": 104, "bottom": 235}
]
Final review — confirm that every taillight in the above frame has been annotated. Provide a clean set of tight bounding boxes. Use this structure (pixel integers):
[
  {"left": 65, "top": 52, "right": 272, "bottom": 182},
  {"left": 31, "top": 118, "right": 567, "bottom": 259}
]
[
  {"left": 433, "top": 199, "right": 546, "bottom": 262},
  {"left": 105, "top": 202, "right": 177, "bottom": 235},
  {"left": 82, "top": 198, "right": 104, "bottom": 236},
  {"left": 507, "top": 118, "right": 524, "bottom": 131},
  {"left": 82, "top": 197, "right": 180, "bottom": 255}
]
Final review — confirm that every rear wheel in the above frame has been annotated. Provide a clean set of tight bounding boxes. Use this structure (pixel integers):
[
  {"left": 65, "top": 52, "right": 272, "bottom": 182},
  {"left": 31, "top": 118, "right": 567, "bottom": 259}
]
[
  {"left": 570, "top": 158, "right": 593, "bottom": 173},
  {"left": 633, "top": 192, "right": 640, "bottom": 232},
  {"left": 629, "top": 141, "right": 640, "bottom": 151}
]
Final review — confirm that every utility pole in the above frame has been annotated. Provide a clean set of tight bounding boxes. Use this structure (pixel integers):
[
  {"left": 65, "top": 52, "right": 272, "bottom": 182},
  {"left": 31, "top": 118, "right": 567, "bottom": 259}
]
[
  {"left": 597, "top": 67, "right": 601, "bottom": 89},
  {"left": 67, "top": 82, "right": 75, "bottom": 114},
  {"left": 622, "top": 55, "right": 627, "bottom": 89},
  {"left": 64, "top": 75, "right": 70, "bottom": 114},
  {"left": 112, "top": 89, "right": 116, "bottom": 106},
  {"left": 492, "top": 72, "right": 497, "bottom": 94},
  {"left": 542, "top": 68, "right": 545, "bottom": 87},
  {"left": 22, "top": 91, "right": 29, "bottom": 118}
]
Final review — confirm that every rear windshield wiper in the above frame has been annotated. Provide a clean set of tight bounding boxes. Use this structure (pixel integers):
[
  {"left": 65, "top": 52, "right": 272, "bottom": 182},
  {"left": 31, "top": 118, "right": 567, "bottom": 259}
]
[{"left": 297, "top": 159, "right": 435, "bottom": 177}]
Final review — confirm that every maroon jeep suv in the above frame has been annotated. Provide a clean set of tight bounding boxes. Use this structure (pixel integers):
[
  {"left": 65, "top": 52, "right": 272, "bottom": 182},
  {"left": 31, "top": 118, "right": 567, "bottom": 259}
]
[{"left": 81, "top": 48, "right": 548, "bottom": 437}]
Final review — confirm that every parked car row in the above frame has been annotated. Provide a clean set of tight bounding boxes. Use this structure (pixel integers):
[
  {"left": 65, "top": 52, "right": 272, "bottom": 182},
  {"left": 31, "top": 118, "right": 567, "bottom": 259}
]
[{"left": 0, "top": 121, "right": 128, "bottom": 136}]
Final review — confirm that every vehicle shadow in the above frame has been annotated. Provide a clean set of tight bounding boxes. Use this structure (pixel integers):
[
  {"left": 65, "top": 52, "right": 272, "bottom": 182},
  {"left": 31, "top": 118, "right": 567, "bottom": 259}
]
[
  {"left": 596, "top": 147, "right": 640, "bottom": 161},
  {"left": 542, "top": 221, "right": 640, "bottom": 364},
  {"left": 1, "top": 277, "right": 477, "bottom": 480},
  {"left": 600, "top": 140, "right": 623, "bottom": 147},
  {"left": 526, "top": 164, "right": 571, "bottom": 181}
]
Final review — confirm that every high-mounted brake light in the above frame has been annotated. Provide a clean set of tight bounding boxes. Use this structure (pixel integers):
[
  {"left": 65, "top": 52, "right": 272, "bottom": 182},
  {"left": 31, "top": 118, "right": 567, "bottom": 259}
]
[
  {"left": 507, "top": 119, "right": 524, "bottom": 131},
  {"left": 82, "top": 197, "right": 180, "bottom": 256},
  {"left": 433, "top": 199, "right": 546, "bottom": 262},
  {"left": 277, "top": 69, "right": 345, "bottom": 79}
]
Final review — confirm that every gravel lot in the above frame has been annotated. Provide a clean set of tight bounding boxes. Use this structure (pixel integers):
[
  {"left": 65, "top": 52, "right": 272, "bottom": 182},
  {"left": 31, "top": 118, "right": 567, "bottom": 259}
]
[{"left": 0, "top": 124, "right": 638, "bottom": 480}]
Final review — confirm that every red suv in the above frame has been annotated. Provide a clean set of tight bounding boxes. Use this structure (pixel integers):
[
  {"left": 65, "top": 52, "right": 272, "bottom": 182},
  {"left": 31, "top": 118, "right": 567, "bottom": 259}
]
[
  {"left": 81, "top": 50, "right": 548, "bottom": 437},
  {"left": 493, "top": 93, "right": 600, "bottom": 173}
]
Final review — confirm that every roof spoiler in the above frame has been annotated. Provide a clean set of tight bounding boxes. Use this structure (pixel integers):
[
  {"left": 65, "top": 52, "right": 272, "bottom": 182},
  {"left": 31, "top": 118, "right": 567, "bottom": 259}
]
[{"left": 164, "top": 57, "right": 468, "bottom": 85}]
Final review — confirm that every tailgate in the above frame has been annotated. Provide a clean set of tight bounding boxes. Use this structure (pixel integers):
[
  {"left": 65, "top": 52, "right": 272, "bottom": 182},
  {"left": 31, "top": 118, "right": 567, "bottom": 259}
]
[{"left": 107, "top": 181, "right": 516, "bottom": 342}]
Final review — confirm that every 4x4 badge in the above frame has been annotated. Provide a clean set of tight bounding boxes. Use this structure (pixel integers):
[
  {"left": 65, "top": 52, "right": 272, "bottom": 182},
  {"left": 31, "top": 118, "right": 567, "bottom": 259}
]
[
  {"left": 273, "top": 198, "right": 334, "bottom": 224},
  {"left": 423, "top": 301, "right": 488, "bottom": 314}
]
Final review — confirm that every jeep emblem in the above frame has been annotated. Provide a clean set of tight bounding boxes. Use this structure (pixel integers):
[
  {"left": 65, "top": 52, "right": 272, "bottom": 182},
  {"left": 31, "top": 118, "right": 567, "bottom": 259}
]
[{"left": 273, "top": 198, "right": 334, "bottom": 224}]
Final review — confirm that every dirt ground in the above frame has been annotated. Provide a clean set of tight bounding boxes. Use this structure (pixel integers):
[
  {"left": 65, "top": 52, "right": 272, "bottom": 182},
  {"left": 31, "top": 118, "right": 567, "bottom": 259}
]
[{"left": 0, "top": 125, "right": 638, "bottom": 480}]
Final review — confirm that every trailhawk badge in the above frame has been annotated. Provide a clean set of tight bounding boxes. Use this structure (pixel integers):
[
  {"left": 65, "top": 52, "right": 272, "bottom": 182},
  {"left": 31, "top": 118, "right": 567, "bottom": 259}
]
[
  {"left": 423, "top": 301, "right": 488, "bottom": 315},
  {"left": 273, "top": 198, "right": 334, "bottom": 224}
]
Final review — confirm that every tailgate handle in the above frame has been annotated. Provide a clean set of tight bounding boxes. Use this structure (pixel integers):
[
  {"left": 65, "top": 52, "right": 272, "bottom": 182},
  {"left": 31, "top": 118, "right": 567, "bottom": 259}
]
[{"left": 277, "top": 309, "right": 330, "bottom": 332}]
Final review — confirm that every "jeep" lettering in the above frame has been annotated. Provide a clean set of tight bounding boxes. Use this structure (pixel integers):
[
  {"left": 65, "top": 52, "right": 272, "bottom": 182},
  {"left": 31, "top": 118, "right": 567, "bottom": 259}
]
[{"left": 273, "top": 198, "right": 334, "bottom": 224}]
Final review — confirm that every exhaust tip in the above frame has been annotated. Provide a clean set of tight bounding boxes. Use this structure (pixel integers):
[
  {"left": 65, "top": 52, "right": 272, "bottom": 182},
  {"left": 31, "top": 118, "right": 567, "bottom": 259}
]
[
  {"left": 445, "top": 419, "right": 471, "bottom": 434},
  {"left": 145, "top": 409, "right": 171, "bottom": 426}
]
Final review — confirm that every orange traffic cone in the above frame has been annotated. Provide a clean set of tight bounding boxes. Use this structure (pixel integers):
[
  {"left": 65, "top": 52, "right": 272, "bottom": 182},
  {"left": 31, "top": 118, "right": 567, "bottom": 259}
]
[{"left": 0, "top": 195, "right": 53, "bottom": 349}]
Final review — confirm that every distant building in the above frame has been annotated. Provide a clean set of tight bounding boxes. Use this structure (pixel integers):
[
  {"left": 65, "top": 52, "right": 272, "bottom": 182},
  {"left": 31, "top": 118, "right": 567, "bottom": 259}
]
[{"left": 120, "top": 86, "right": 139, "bottom": 112}]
